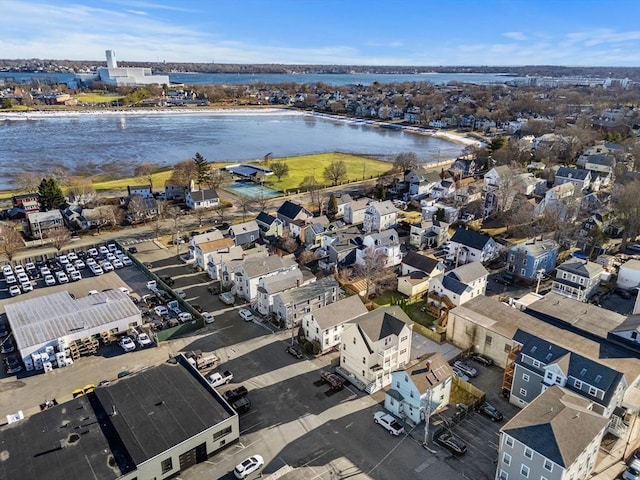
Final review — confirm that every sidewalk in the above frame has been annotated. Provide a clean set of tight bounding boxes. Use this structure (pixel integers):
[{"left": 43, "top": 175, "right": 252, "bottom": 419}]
[{"left": 591, "top": 415, "right": 640, "bottom": 479}]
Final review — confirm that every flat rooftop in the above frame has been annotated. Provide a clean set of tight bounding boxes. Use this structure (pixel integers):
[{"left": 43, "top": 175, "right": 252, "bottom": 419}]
[{"left": 0, "top": 358, "right": 234, "bottom": 480}]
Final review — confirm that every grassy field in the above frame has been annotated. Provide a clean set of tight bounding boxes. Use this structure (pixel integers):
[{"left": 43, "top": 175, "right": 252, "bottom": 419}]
[
  {"left": 92, "top": 170, "right": 175, "bottom": 191},
  {"left": 261, "top": 153, "right": 393, "bottom": 193},
  {"left": 76, "top": 93, "right": 125, "bottom": 104}
]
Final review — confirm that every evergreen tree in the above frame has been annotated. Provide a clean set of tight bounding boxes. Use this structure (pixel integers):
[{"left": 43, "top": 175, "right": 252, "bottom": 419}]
[
  {"left": 327, "top": 193, "right": 338, "bottom": 218},
  {"left": 193, "top": 152, "right": 211, "bottom": 188},
  {"left": 38, "top": 178, "right": 65, "bottom": 210}
]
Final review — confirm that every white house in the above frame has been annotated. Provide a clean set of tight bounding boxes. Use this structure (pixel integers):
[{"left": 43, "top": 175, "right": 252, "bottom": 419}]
[
  {"left": 255, "top": 268, "right": 305, "bottom": 316},
  {"left": 193, "top": 237, "right": 235, "bottom": 272},
  {"left": 363, "top": 200, "right": 398, "bottom": 232},
  {"left": 384, "top": 353, "right": 453, "bottom": 425},
  {"left": 127, "top": 184, "right": 153, "bottom": 199},
  {"left": 185, "top": 188, "right": 220, "bottom": 210},
  {"left": 340, "top": 306, "right": 413, "bottom": 393},
  {"left": 188, "top": 230, "right": 224, "bottom": 263},
  {"left": 233, "top": 255, "right": 299, "bottom": 301},
  {"left": 301, "top": 295, "right": 368, "bottom": 353},
  {"left": 428, "top": 262, "right": 488, "bottom": 308},
  {"left": 397, "top": 251, "right": 445, "bottom": 298},
  {"left": 617, "top": 259, "right": 640, "bottom": 291},
  {"left": 344, "top": 197, "right": 372, "bottom": 225},
  {"left": 272, "top": 276, "right": 339, "bottom": 328},
  {"left": 445, "top": 228, "right": 500, "bottom": 265},
  {"left": 356, "top": 229, "right": 402, "bottom": 269}
]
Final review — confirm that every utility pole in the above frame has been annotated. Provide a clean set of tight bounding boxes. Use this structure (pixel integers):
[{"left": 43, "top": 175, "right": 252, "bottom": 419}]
[
  {"left": 422, "top": 388, "right": 436, "bottom": 453},
  {"left": 535, "top": 269, "right": 545, "bottom": 294}
]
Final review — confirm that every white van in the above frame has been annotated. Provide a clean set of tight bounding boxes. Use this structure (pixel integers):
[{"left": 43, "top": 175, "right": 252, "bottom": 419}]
[{"left": 178, "top": 312, "right": 193, "bottom": 322}]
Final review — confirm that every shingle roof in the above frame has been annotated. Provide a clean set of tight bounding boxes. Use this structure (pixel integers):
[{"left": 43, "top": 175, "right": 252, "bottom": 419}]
[
  {"left": 189, "top": 189, "right": 219, "bottom": 201},
  {"left": 557, "top": 259, "right": 603, "bottom": 278},
  {"left": 256, "top": 211, "right": 277, "bottom": 226},
  {"left": 556, "top": 167, "right": 590, "bottom": 181},
  {"left": 502, "top": 386, "right": 608, "bottom": 468},
  {"left": 353, "top": 306, "right": 412, "bottom": 343},
  {"left": 365, "top": 229, "right": 399, "bottom": 247},
  {"left": 509, "top": 239, "right": 559, "bottom": 258},
  {"left": 312, "top": 295, "right": 368, "bottom": 329},
  {"left": 407, "top": 353, "right": 454, "bottom": 392},
  {"left": 449, "top": 262, "right": 488, "bottom": 284},
  {"left": 368, "top": 200, "right": 398, "bottom": 216},
  {"left": 237, "top": 255, "right": 297, "bottom": 278},
  {"left": 230, "top": 220, "right": 259, "bottom": 235},
  {"left": 402, "top": 251, "right": 441, "bottom": 274},
  {"left": 450, "top": 228, "right": 494, "bottom": 250},
  {"left": 277, "top": 200, "right": 305, "bottom": 219},
  {"left": 274, "top": 276, "right": 338, "bottom": 305}
]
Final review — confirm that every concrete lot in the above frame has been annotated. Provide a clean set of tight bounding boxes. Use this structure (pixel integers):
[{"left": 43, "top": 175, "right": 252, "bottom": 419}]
[{"left": 1, "top": 240, "right": 521, "bottom": 480}]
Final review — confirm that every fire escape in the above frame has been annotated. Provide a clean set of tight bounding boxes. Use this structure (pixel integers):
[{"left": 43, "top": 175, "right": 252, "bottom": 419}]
[{"left": 502, "top": 343, "right": 521, "bottom": 398}]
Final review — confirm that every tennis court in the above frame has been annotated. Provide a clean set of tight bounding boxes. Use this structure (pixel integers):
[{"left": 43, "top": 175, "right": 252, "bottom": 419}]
[{"left": 224, "top": 180, "right": 282, "bottom": 199}]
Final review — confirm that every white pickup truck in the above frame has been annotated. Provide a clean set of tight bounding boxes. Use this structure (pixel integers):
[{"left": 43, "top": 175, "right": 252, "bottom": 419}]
[{"left": 207, "top": 370, "right": 233, "bottom": 387}]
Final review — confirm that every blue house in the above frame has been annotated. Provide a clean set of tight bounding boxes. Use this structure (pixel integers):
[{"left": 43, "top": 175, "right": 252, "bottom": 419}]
[
  {"left": 506, "top": 238, "right": 559, "bottom": 282},
  {"left": 384, "top": 353, "right": 453, "bottom": 425}
]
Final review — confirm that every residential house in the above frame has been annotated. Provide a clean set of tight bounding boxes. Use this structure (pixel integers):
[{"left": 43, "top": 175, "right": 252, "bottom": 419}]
[
  {"left": 188, "top": 230, "right": 224, "bottom": 263},
  {"left": 508, "top": 329, "right": 626, "bottom": 417},
  {"left": 276, "top": 200, "right": 312, "bottom": 226},
  {"left": 320, "top": 226, "right": 362, "bottom": 267},
  {"left": 616, "top": 259, "right": 640, "bottom": 291},
  {"left": 363, "top": 201, "right": 398, "bottom": 233},
  {"left": 340, "top": 306, "right": 413, "bottom": 393},
  {"left": 448, "top": 158, "right": 477, "bottom": 178},
  {"left": 164, "top": 182, "right": 187, "bottom": 201},
  {"left": 255, "top": 268, "right": 306, "bottom": 316},
  {"left": 551, "top": 258, "right": 603, "bottom": 302},
  {"left": 233, "top": 254, "right": 299, "bottom": 302},
  {"left": 193, "top": 237, "right": 235, "bottom": 272},
  {"left": 324, "top": 193, "right": 353, "bottom": 218},
  {"left": 127, "top": 185, "right": 153, "bottom": 199},
  {"left": 404, "top": 106, "right": 422, "bottom": 123},
  {"left": 584, "top": 154, "right": 616, "bottom": 175},
  {"left": 428, "top": 262, "right": 488, "bottom": 308},
  {"left": 445, "top": 228, "right": 500, "bottom": 265},
  {"left": 483, "top": 165, "right": 515, "bottom": 216},
  {"left": 406, "top": 170, "right": 441, "bottom": 199},
  {"left": 207, "top": 245, "right": 268, "bottom": 285},
  {"left": 255, "top": 211, "right": 284, "bottom": 240},
  {"left": 126, "top": 195, "right": 158, "bottom": 223},
  {"left": 496, "top": 386, "right": 608, "bottom": 480},
  {"left": 12, "top": 193, "right": 40, "bottom": 214},
  {"left": 384, "top": 354, "right": 454, "bottom": 425},
  {"left": 301, "top": 215, "right": 330, "bottom": 246},
  {"left": 534, "top": 183, "right": 576, "bottom": 218},
  {"left": 409, "top": 218, "right": 449, "bottom": 249},
  {"left": 343, "top": 197, "right": 372, "bottom": 225},
  {"left": 397, "top": 252, "right": 445, "bottom": 298},
  {"left": 301, "top": 295, "right": 368, "bottom": 353},
  {"left": 453, "top": 181, "right": 483, "bottom": 206},
  {"left": 26, "top": 210, "right": 64, "bottom": 238},
  {"left": 61, "top": 205, "right": 90, "bottom": 231},
  {"left": 185, "top": 188, "right": 220, "bottom": 210},
  {"left": 272, "top": 276, "right": 339, "bottom": 328},
  {"left": 517, "top": 173, "right": 547, "bottom": 197},
  {"left": 355, "top": 229, "right": 402, "bottom": 269},
  {"left": 430, "top": 178, "right": 456, "bottom": 200},
  {"left": 506, "top": 239, "right": 559, "bottom": 283},
  {"left": 422, "top": 202, "right": 459, "bottom": 225},
  {"left": 228, "top": 220, "right": 260, "bottom": 247},
  {"left": 554, "top": 167, "right": 591, "bottom": 191}
]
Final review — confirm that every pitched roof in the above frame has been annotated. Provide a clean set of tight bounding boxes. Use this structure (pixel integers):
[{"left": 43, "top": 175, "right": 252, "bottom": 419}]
[
  {"left": 256, "top": 211, "right": 277, "bottom": 226},
  {"left": 368, "top": 200, "right": 399, "bottom": 216},
  {"left": 197, "top": 237, "right": 235, "bottom": 253},
  {"left": 364, "top": 229, "right": 399, "bottom": 247},
  {"left": 277, "top": 200, "right": 306, "bottom": 219},
  {"left": 450, "top": 228, "right": 494, "bottom": 250},
  {"left": 402, "top": 251, "right": 441, "bottom": 274},
  {"left": 237, "top": 255, "right": 297, "bottom": 278},
  {"left": 557, "top": 259, "right": 603, "bottom": 278},
  {"left": 449, "top": 262, "right": 489, "bottom": 283},
  {"left": 555, "top": 167, "right": 590, "bottom": 181},
  {"left": 274, "top": 276, "right": 338, "bottom": 305},
  {"left": 189, "top": 189, "right": 219, "bottom": 201},
  {"left": 311, "top": 295, "right": 368, "bottom": 329},
  {"left": 502, "top": 386, "right": 608, "bottom": 468},
  {"left": 509, "top": 239, "right": 559, "bottom": 258},
  {"left": 354, "top": 306, "right": 412, "bottom": 344},
  {"left": 346, "top": 197, "right": 373, "bottom": 211},
  {"left": 230, "top": 220, "right": 259, "bottom": 235},
  {"left": 407, "top": 353, "right": 454, "bottom": 393},
  {"left": 259, "top": 269, "right": 303, "bottom": 294}
]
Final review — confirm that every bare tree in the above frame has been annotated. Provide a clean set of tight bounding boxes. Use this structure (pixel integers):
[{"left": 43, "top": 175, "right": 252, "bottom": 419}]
[
  {"left": 213, "top": 202, "right": 232, "bottom": 222},
  {"left": 206, "top": 168, "right": 226, "bottom": 190},
  {"left": 0, "top": 225, "right": 24, "bottom": 261},
  {"left": 611, "top": 180, "right": 640, "bottom": 249},
  {"left": 194, "top": 207, "right": 210, "bottom": 227},
  {"left": 236, "top": 195, "right": 252, "bottom": 222},
  {"left": 135, "top": 162, "right": 156, "bottom": 190},
  {"left": 355, "top": 246, "right": 388, "bottom": 300},
  {"left": 13, "top": 172, "right": 41, "bottom": 193},
  {"left": 47, "top": 229, "right": 71, "bottom": 254},
  {"left": 270, "top": 161, "right": 290, "bottom": 182},
  {"left": 323, "top": 160, "right": 348, "bottom": 186},
  {"left": 170, "top": 159, "right": 197, "bottom": 185},
  {"left": 67, "top": 176, "right": 96, "bottom": 205},
  {"left": 300, "top": 176, "right": 322, "bottom": 213},
  {"left": 127, "top": 195, "right": 146, "bottom": 225},
  {"left": 492, "top": 165, "right": 521, "bottom": 214}
]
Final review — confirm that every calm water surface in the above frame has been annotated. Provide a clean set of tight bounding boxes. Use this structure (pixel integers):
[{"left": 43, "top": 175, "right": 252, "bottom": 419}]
[{"left": 0, "top": 111, "right": 464, "bottom": 190}]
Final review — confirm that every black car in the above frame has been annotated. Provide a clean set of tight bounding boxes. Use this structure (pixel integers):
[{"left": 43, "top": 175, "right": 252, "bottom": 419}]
[
  {"left": 1, "top": 337, "right": 15, "bottom": 354},
  {"left": 128, "top": 246, "right": 138, "bottom": 254},
  {"left": 435, "top": 432, "right": 467, "bottom": 456},
  {"left": 231, "top": 397, "right": 251, "bottom": 414},
  {"left": 223, "top": 385, "right": 249, "bottom": 403},
  {"left": 477, "top": 402, "right": 504, "bottom": 422},
  {"left": 615, "top": 288, "right": 632, "bottom": 299},
  {"left": 286, "top": 344, "right": 304, "bottom": 359},
  {"left": 160, "top": 275, "right": 175, "bottom": 286},
  {"left": 469, "top": 353, "right": 494, "bottom": 367},
  {"left": 0, "top": 324, "right": 9, "bottom": 338},
  {"left": 4, "top": 354, "right": 23, "bottom": 374},
  {"left": 192, "top": 304, "right": 204, "bottom": 313}
]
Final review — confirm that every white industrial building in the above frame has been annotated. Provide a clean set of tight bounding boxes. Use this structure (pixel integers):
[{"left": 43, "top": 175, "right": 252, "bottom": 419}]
[
  {"left": 5, "top": 290, "right": 141, "bottom": 367},
  {"left": 83, "top": 49, "right": 170, "bottom": 86}
]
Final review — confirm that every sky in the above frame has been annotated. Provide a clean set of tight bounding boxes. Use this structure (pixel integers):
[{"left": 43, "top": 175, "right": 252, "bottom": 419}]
[{"left": 1, "top": 0, "right": 639, "bottom": 66}]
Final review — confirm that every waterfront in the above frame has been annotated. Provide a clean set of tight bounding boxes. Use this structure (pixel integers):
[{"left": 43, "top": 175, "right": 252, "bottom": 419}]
[{"left": 0, "top": 110, "right": 465, "bottom": 190}]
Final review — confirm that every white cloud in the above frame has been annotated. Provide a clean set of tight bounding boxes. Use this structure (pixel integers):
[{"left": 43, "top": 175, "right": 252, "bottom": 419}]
[
  {"left": 125, "top": 9, "right": 148, "bottom": 16},
  {"left": 503, "top": 32, "right": 527, "bottom": 41}
]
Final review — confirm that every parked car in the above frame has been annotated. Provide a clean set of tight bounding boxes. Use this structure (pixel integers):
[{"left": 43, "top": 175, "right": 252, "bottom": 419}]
[
  {"left": 119, "top": 336, "right": 136, "bottom": 353},
  {"left": 4, "top": 354, "right": 22, "bottom": 374},
  {"left": 453, "top": 360, "right": 478, "bottom": 378},
  {"left": 174, "top": 289, "right": 186, "bottom": 299},
  {"left": 615, "top": 288, "right": 632, "bottom": 300},
  {"left": 1, "top": 337, "right": 15, "bottom": 354},
  {"left": 219, "top": 292, "right": 235, "bottom": 305},
  {"left": 112, "top": 259, "right": 124, "bottom": 269},
  {"left": 239, "top": 309, "right": 255, "bottom": 322},
  {"left": 87, "top": 248, "right": 99, "bottom": 257},
  {"left": 476, "top": 402, "right": 504, "bottom": 422},
  {"left": 160, "top": 275, "right": 175, "bottom": 286},
  {"left": 286, "top": 344, "right": 304, "bottom": 359},
  {"left": 21, "top": 281, "right": 33, "bottom": 292},
  {"left": 320, "top": 371, "right": 345, "bottom": 390},
  {"left": 192, "top": 304, "right": 204, "bottom": 313},
  {"left": 154, "top": 305, "right": 169, "bottom": 316},
  {"left": 44, "top": 274, "right": 56, "bottom": 286},
  {"left": 469, "top": 352, "right": 494, "bottom": 366},
  {"left": 373, "top": 411, "right": 405, "bottom": 436},
  {"left": 436, "top": 432, "right": 467, "bottom": 456},
  {"left": 56, "top": 271, "right": 69, "bottom": 284},
  {"left": 202, "top": 312, "right": 215, "bottom": 324},
  {"left": 101, "top": 261, "right": 114, "bottom": 272},
  {"left": 233, "top": 455, "right": 264, "bottom": 479},
  {"left": 231, "top": 397, "right": 251, "bottom": 414},
  {"left": 8, "top": 285, "right": 21, "bottom": 297},
  {"left": 136, "top": 333, "right": 153, "bottom": 348},
  {"left": 223, "top": 385, "right": 249, "bottom": 403},
  {"left": 5, "top": 274, "right": 16, "bottom": 284},
  {"left": 2, "top": 265, "right": 13, "bottom": 277},
  {"left": 624, "top": 460, "right": 640, "bottom": 480},
  {"left": 127, "top": 246, "right": 138, "bottom": 254},
  {"left": 70, "top": 271, "right": 82, "bottom": 282},
  {"left": 452, "top": 367, "right": 470, "bottom": 382}
]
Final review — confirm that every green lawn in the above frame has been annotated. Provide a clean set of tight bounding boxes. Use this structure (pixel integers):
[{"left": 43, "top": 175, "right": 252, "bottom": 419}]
[
  {"left": 76, "top": 93, "right": 125, "bottom": 104},
  {"left": 261, "top": 153, "right": 393, "bottom": 193},
  {"left": 93, "top": 170, "right": 175, "bottom": 191}
]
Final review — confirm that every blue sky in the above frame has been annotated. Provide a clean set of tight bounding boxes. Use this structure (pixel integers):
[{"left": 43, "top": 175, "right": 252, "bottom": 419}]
[{"left": 1, "top": 0, "right": 639, "bottom": 66}]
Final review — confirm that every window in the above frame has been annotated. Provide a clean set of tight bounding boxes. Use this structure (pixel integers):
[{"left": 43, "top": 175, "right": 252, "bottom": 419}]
[
  {"left": 589, "top": 386, "right": 597, "bottom": 396},
  {"left": 401, "top": 335, "right": 408, "bottom": 342},
  {"left": 521, "top": 268, "right": 526, "bottom": 276},
  {"left": 213, "top": 426, "right": 232, "bottom": 440},
  {"left": 161, "top": 458, "right": 173, "bottom": 474},
  {"left": 505, "top": 436, "right": 514, "bottom": 448},
  {"left": 502, "top": 453, "right": 511, "bottom": 465},
  {"left": 524, "top": 448, "right": 533, "bottom": 459},
  {"left": 353, "top": 337, "right": 356, "bottom": 344},
  {"left": 532, "top": 360, "right": 541, "bottom": 368},
  {"left": 520, "top": 464, "right": 530, "bottom": 478},
  {"left": 545, "top": 371, "right": 553, "bottom": 380},
  {"left": 486, "top": 335, "right": 493, "bottom": 346},
  {"left": 362, "top": 357, "right": 366, "bottom": 364},
  {"left": 498, "top": 470, "right": 508, "bottom": 480},
  {"left": 504, "top": 344, "right": 511, "bottom": 353},
  {"left": 400, "top": 348, "right": 407, "bottom": 355},
  {"left": 520, "top": 388, "right": 527, "bottom": 396},
  {"left": 544, "top": 459, "right": 553, "bottom": 472},
  {"left": 522, "top": 374, "right": 530, "bottom": 382},
  {"left": 574, "top": 379, "right": 582, "bottom": 389}
]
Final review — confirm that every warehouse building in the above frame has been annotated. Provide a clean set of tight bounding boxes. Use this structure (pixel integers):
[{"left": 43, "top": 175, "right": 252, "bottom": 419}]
[
  {"left": 5, "top": 290, "right": 141, "bottom": 367},
  {"left": 0, "top": 355, "right": 240, "bottom": 480}
]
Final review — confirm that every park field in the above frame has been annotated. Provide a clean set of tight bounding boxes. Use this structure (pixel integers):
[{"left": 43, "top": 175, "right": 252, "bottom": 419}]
[
  {"left": 261, "top": 153, "right": 393, "bottom": 192},
  {"left": 76, "top": 93, "right": 125, "bottom": 104}
]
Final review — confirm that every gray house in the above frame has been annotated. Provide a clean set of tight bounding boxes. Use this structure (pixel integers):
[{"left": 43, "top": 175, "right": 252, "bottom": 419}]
[
  {"left": 496, "top": 386, "right": 608, "bottom": 480},
  {"left": 272, "top": 276, "right": 339, "bottom": 328},
  {"left": 228, "top": 220, "right": 260, "bottom": 247},
  {"left": 551, "top": 258, "right": 603, "bottom": 302}
]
